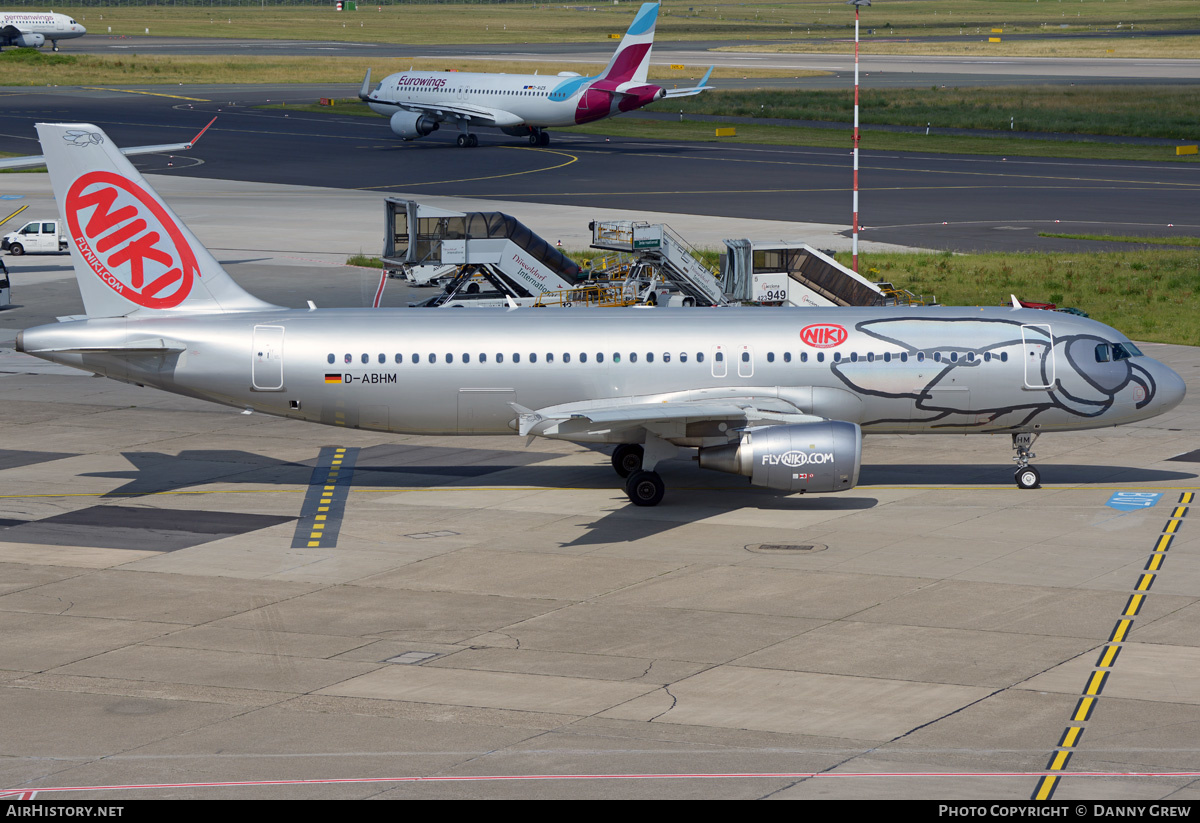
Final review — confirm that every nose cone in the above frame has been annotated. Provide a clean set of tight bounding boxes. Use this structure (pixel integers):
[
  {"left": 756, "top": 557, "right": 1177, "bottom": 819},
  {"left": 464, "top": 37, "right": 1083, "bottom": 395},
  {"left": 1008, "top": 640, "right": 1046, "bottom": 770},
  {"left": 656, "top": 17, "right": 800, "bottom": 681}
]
[
  {"left": 1154, "top": 361, "right": 1187, "bottom": 414},
  {"left": 78, "top": 24, "right": 87, "bottom": 34}
]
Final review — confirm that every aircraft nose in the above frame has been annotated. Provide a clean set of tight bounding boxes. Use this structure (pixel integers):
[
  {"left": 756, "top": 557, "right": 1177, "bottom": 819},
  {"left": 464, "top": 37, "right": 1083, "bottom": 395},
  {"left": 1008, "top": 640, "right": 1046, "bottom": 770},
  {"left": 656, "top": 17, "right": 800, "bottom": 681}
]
[{"left": 1155, "top": 361, "right": 1187, "bottom": 413}]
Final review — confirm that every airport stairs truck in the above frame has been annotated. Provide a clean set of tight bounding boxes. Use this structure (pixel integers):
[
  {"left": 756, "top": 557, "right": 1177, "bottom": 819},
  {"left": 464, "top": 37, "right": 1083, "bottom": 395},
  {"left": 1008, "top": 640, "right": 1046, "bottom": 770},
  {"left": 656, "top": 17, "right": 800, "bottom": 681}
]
[{"left": 383, "top": 198, "right": 585, "bottom": 307}]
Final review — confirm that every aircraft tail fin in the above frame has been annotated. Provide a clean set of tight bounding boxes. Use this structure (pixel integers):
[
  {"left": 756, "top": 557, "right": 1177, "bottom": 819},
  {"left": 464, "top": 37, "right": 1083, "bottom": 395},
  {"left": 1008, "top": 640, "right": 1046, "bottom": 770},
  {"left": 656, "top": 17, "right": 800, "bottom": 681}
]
[
  {"left": 36, "top": 122, "right": 278, "bottom": 318},
  {"left": 600, "top": 1, "right": 659, "bottom": 85}
]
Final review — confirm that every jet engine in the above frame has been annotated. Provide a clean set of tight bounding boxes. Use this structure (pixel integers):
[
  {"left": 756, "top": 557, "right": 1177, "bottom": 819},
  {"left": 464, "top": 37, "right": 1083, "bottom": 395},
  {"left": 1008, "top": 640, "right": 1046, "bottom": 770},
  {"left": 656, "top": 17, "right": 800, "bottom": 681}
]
[
  {"left": 12, "top": 33, "right": 46, "bottom": 48},
  {"left": 697, "top": 421, "right": 862, "bottom": 493},
  {"left": 389, "top": 110, "right": 439, "bottom": 140}
]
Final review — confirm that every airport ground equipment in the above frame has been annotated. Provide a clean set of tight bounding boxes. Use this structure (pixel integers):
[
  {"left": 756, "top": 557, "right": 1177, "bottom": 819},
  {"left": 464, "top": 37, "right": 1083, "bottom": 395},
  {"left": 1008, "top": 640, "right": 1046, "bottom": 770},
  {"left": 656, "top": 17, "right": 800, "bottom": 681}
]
[
  {"left": 590, "top": 220, "right": 728, "bottom": 307},
  {"left": 384, "top": 198, "right": 584, "bottom": 307},
  {"left": 2, "top": 219, "right": 69, "bottom": 255},
  {"left": 721, "top": 241, "right": 897, "bottom": 307}
]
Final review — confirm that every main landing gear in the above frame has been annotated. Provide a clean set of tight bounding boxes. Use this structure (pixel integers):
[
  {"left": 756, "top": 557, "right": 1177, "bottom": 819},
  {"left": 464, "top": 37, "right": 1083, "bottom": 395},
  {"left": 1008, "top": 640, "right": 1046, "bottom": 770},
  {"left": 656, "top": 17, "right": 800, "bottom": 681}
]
[
  {"left": 611, "top": 439, "right": 677, "bottom": 507},
  {"left": 1012, "top": 432, "right": 1041, "bottom": 490},
  {"left": 527, "top": 129, "right": 550, "bottom": 147},
  {"left": 456, "top": 133, "right": 479, "bottom": 148}
]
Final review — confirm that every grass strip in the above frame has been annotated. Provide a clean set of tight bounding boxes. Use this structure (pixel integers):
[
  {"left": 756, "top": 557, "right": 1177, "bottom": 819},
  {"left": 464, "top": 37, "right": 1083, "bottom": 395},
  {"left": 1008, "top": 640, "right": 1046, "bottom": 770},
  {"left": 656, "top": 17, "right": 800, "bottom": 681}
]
[
  {"left": 654, "top": 86, "right": 1200, "bottom": 141},
  {"left": 845, "top": 249, "right": 1200, "bottom": 346},
  {"left": 1037, "top": 233, "right": 1200, "bottom": 247}
]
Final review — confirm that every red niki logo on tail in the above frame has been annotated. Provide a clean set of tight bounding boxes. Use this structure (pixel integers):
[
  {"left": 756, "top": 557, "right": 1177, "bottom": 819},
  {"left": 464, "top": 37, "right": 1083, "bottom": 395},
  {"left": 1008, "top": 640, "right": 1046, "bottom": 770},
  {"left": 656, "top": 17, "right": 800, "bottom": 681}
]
[{"left": 65, "top": 170, "right": 200, "bottom": 309}]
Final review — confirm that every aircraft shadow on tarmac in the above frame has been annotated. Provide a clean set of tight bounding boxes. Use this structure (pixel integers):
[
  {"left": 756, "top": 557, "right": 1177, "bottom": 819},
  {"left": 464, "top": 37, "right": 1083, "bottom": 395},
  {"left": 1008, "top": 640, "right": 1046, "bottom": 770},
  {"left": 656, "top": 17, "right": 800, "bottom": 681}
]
[{"left": 71, "top": 447, "right": 1197, "bottom": 500}]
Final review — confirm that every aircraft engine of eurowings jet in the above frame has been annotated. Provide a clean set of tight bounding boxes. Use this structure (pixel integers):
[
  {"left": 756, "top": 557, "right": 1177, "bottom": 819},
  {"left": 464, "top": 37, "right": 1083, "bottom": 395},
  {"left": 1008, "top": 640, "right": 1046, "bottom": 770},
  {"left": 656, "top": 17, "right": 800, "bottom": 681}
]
[
  {"left": 16, "top": 122, "right": 1188, "bottom": 506},
  {"left": 357, "top": 2, "right": 711, "bottom": 147}
]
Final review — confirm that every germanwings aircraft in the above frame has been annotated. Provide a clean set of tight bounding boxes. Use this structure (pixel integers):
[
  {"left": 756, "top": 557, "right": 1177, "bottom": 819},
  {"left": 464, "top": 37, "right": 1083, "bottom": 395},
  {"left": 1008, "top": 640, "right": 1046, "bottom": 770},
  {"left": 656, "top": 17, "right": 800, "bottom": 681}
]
[
  {"left": 357, "top": 2, "right": 710, "bottom": 147},
  {"left": 0, "top": 11, "right": 85, "bottom": 51},
  {"left": 17, "top": 123, "right": 1187, "bottom": 506}
]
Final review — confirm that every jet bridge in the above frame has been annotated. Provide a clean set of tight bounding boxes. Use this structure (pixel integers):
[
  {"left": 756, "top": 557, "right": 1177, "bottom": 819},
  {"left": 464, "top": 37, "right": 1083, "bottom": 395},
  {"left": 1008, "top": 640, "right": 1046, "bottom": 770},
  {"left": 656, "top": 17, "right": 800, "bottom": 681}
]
[
  {"left": 383, "top": 198, "right": 583, "bottom": 306},
  {"left": 590, "top": 220, "right": 728, "bottom": 307}
]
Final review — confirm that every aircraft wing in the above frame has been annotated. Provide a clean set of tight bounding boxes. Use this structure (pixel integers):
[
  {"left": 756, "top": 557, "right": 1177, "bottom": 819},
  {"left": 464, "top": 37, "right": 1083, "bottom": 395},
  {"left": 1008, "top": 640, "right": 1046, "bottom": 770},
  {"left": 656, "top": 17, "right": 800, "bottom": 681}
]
[
  {"left": 662, "top": 66, "right": 714, "bottom": 99},
  {"left": 366, "top": 97, "right": 524, "bottom": 129},
  {"left": 0, "top": 117, "right": 215, "bottom": 171},
  {"left": 512, "top": 395, "right": 823, "bottom": 439}
]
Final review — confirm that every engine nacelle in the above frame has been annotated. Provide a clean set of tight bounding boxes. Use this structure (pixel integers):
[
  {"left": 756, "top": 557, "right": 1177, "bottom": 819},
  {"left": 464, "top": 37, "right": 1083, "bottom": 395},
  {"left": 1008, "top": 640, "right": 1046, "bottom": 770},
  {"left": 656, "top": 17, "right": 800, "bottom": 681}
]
[
  {"left": 389, "top": 110, "right": 439, "bottom": 140},
  {"left": 697, "top": 421, "right": 862, "bottom": 493},
  {"left": 13, "top": 33, "right": 46, "bottom": 48}
]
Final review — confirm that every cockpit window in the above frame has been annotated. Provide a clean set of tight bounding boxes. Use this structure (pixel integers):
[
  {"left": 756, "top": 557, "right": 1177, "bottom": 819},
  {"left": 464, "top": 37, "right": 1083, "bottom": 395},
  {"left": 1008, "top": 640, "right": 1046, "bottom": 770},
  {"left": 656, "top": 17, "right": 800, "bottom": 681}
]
[
  {"left": 1095, "top": 344, "right": 1110, "bottom": 363},
  {"left": 1112, "top": 342, "right": 1142, "bottom": 360}
]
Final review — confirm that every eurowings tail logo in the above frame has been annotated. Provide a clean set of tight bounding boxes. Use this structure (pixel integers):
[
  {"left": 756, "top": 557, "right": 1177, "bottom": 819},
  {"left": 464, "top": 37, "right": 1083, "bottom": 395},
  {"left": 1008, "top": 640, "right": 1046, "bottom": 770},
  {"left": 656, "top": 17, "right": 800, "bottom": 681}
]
[{"left": 64, "top": 171, "right": 200, "bottom": 309}]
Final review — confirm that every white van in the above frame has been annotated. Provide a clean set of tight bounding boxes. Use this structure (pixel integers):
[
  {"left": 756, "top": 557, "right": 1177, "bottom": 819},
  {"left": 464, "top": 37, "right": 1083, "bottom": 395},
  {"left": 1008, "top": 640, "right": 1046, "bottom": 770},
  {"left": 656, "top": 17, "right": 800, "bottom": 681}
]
[{"left": 2, "top": 220, "right": 69, "bottom": 255}]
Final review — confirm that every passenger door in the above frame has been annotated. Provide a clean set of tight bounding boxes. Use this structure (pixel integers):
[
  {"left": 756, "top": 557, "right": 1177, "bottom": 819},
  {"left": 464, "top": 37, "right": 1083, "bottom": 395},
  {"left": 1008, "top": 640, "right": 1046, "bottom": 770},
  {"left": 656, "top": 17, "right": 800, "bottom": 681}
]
[
  {"left": 1021, "top": 324, "right": 1055, "bottom": 389},
  {"left": 252, "top": 325, "right": 285, "bottom": 391}
]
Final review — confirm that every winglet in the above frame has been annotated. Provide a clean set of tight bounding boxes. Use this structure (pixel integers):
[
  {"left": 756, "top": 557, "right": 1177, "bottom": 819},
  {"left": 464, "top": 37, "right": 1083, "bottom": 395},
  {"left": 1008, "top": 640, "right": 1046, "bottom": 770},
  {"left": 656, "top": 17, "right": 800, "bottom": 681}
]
[
  {"left": 185, "top": 116, "right": 217, "bottom": 148},
  {"left": 358, "top": 68, "right": 373, "bottom": 102},
  {"left": 1011, "top": 294, "right": 1021, "bottom": 308},
  {"left": 697, "top": 65, "right": 714, "bottom": 88},
  {"left": 508, "top": 402, "right": 545, "bottom": 437}
]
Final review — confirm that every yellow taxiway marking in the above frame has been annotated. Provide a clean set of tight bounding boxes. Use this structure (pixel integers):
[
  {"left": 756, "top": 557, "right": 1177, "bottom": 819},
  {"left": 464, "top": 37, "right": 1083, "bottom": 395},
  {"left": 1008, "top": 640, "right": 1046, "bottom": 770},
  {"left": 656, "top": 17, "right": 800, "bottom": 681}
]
[
  {"left": 356, "top": 147, "right": 577, "bottom": 190},
  {"left": 81, "top": 87, "right": 210, "bottom": 102},
  {"left": 0, "top": 205, "right": 29, "bottom": 228},
  {"left": 1033, "top": 491, "right": 1194, "bottom": 801}
]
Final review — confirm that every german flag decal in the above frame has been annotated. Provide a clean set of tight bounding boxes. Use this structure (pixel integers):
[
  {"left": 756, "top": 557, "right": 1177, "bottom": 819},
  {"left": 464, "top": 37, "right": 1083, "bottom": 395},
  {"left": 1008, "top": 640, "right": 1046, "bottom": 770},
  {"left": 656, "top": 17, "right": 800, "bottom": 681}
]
[{"left": 324, "top": 373, "right": 342, "bottom": 384}]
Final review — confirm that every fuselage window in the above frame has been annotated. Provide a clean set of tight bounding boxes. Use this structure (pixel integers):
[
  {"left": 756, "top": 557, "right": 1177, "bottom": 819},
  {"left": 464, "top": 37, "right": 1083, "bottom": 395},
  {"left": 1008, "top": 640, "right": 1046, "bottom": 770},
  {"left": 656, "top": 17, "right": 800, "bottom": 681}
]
[
  {"left": 362, "top": 353, "right": 370, "bottom": 364},
  {"left": 1001, "top": 352, "right": 1008, "bottom": 362},
  {"left": 741, "top": 352, "right": 749, "bottom": 363},
  {"left": 630, "top": 352, "right": 638, "bottom": 363},
  {"left": 395, "top": 353, "right": 403, "bottom": 364},
  {"left": 496, "top": 353, "right": 504, "bottom": 363},
  {"left": 680, "top": 352, "right": 688, "bottom": 363},
  {"left": 646, "top": 352, "right": 654, "bottom": 363},
  {"left": 530, "top": 353, "right": 538, "bottom": 363},
  {"left": 900, "top": 353, "right": 909, "bottom": 363},
  {"left": 867, "top": 352, "right": 875, "bottom": 363},
  {"left": 428, "top": 353, "right": 436, "bottom": 364},
  {"left": 479, "top": 353, "right": 487, "bottom": 363},
  {"left": 1095, "top": 344, "right": 1110, "bottom": 362},
  {"left": 613, "top": 353, "right": 621, "bottom": 363},
  {"left": 513, "top": 353, "right": 521, "bottom": 364},
  {"left": 546, "top": 353, "right": 554, "bottom": 363},
  {"left": 344, "top": 353, "right": 352, "bottom": 364},
  {"left": 934, "top": 352, "right": 942, "bottom": 363},
  {"left": 882, "top": 352, "right": 890, "bottom": 363},
  {"left": 917, "top": 352, "right": 925, "bottom": 363},
  {"left": 598, "top": 353, "right": 605, "bottom": 363},
  {"left": 966, "top": 352, "right": 975, "bottom": 363},
  {"left": 327, "top": 353, "right": 335, "bottom": 364},
  {"left": 784, "top": 352, "right": 792, "bottom": 363},
  {"left": 816, "top": 352, "right": 824, "bottom": 363},
  {"left": 411, "top": 353, "right": 419, "bottom": 364},
  {"left": 445, "top": 353, "right": 453, "bottom": 363},
  {"left": 767, "top": 352, "right": 775, "bottom": 363},
  {"left": 563, "top": 353, "right": 571, "bottom": 363},
  {"left": 580, "top": 353, "right": 588, "bottom": 363},
  {"left": 663, "top": 352, "right": 670, "bottom": 363},
  {"left": 714, "top": 352, "right": 723, "bottom": 362},
  {"left": 462, "top": 353, "right": 469, "bottom": 364},
  {"left": 696, "top": 352, "right": 704, "bottom": 363},
  {"left": 833, "top": 352, "right": 842, "bottom": 363},
  {"left": 849, "top": 352, "right": 858, "bottom": 363},
  {"left": 950, "top": 352, "right": 959, "bottom": 363},
  {"left": 800, "top": 352, "right": 807, "bottom": 363},
  {"left": 378, "top": 353, "right": 386, "bottom": 364}
]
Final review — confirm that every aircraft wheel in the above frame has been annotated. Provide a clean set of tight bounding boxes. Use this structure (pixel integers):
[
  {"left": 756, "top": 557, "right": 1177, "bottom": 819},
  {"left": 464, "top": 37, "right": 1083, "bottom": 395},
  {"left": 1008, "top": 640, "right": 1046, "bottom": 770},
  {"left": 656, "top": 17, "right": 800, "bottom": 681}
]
[
  {"left": 8, "top": 243, "right": 23, "bottom": 256},
  {"left": 611, "top": 444, "right": 644, "bottom": 478},
  {"left": 457, "top": 134, "right": 469, "bottom": 148},
  {"left": 538, "top": 132, "right": 550, "bottom": 147},
  {"left": 529, "top": 133, "right": 540, "bottom": 146},
  {"left": 468, "top": 134, "right": 479, "bottom": 147},
  {"left": 625, "top": 470, "right": 665, "bottom": 507},
  {"left": 1015, "top": 466, "right": 1041, "bottom": 490}
]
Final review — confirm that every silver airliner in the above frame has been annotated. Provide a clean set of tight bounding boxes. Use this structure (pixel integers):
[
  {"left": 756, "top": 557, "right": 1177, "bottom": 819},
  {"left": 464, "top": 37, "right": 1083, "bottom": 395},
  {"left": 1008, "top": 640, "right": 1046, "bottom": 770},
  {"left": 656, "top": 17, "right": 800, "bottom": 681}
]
[{"left": 16, "top": 122, "right": 1187, "bottom": 505}]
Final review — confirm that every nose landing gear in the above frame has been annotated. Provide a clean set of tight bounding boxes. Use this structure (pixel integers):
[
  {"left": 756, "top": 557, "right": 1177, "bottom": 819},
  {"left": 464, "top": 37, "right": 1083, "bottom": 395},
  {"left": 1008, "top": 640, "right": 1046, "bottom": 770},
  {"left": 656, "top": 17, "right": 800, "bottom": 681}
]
[{"left": 1013, "top": 432, "right": 1041, "bottom": 489}]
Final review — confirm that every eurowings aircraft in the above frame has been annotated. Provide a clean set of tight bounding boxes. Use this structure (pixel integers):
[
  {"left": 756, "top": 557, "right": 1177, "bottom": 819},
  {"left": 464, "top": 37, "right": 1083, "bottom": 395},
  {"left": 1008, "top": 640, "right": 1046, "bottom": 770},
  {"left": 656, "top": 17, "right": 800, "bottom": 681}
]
[
  {"left": 0, "top": 11, "right": 85, "bottom": 51},
  {"left": 17, "top": 123, "right": 1187, "bottom": 505},
  {"left": 357, "top": 2, "right": 710, "bottom": 147}
]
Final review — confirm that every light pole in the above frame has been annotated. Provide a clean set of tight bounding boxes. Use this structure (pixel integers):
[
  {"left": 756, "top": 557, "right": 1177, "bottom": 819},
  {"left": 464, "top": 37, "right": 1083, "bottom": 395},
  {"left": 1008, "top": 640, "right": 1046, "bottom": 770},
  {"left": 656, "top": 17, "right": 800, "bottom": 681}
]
[{"left": 847, "top": 0, "right": 870, "bottom": 273}]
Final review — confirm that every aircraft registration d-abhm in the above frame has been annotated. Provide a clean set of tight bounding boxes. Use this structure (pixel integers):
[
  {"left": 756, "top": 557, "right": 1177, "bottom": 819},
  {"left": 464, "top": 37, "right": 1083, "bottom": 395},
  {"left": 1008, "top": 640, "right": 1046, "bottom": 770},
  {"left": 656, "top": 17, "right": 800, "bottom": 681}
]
[{"left": 17, "top": 123, "right": 1187, "bottom": 506}]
